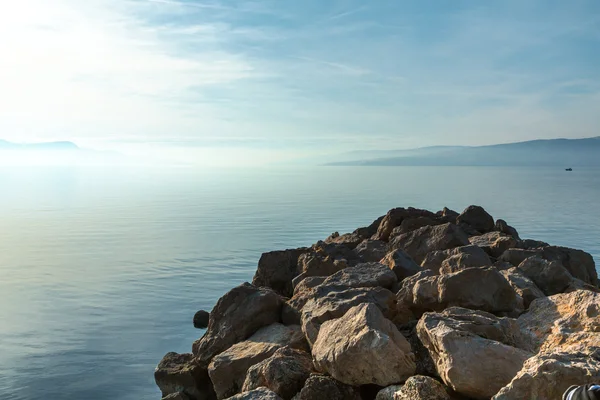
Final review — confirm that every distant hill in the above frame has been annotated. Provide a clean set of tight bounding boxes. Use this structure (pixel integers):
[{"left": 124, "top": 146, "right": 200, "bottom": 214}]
[{"left": 327, "top": 137, "right": 600, "bottom": 167}]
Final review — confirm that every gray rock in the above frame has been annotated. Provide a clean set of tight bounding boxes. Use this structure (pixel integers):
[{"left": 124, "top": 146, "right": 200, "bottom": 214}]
[
  {"left": 312, "top": 303, "right": 416, "bottom": 386},
  {"left": 390, "top": 216, "right": 444, "bottom": 239},
  {"left": 500, "top": 268, "right": 545, "bottom": 309},
  {"left": 456, "top": 205, "right": 495, "bottom": 233},
  {"left": 517, "top": 256, "right": 573, "bottom": 296},
  {"left": 225, "top": 387, "right": 283, "bottom": 400},
  {"left": 296, "top": 251, "right": 346, "bottom": 281},
  {"left": 193, "top": 310, "right": 210, "bottom": 329},
  {"left": 468, "top": 231, "right": 518, "bottom": 258},
  {"left": 381, "top": 249, "right": 422, "bottom": 281},
  {"left": 155, "top": 352, "right": 215, "bottom": 400},
  {"left": 353, "top": 239, "right": 389, "bottom": 262},
  {"left": 390, "top": 223, "right": 470, "bottom": 264},
  {"left": 394, "top": 375, "right": 450, "bottom": 400},
  {"left": 324, "top": 231, "right": 364, "bottom": 249},
  {"left": 439, "top": 249, "right": 492, "bottom": 274},
  {"left": 495, "top": 219, "right": 520, "bottom": 240},
  {"left": 374, "top": 207, "right": 438, "bottom": 241},
  {"left": 375, "top": 385, "right": 402, "bottom": 400},
  {"left": 320, "top": 262, "right": 397, "bottom": 290},
  {"left": 499, "top": 248, "right": 543, "bottom": 266},
  {"left": 420, "top": 245, "right": 489, "bottom": 274},
  {"left": 193, "top": 283, "right": 284, "bottom": 365},
  {"left": 291, "top": 374, "right": 361, "bottom": 400},
  {"left": 540, "top": 246, "right": 598, "bottom": 287},
  {"left": 252, "top": 248, "right": 309, "bottom": 298}
]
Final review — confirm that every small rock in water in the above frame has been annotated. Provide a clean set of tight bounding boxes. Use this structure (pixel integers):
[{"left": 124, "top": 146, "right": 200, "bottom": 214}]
[{"left": 193, "top": 310, "right": 210, "bottom": 329}]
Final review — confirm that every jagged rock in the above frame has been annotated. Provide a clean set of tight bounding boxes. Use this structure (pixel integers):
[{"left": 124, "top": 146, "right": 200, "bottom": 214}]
[
  {"left": 399, "top": 321, "right": 438, "bottom": 377},
  {"left": 438, "top": 207, "right": 459, "bottom": 223},
  {"left": 518, "top": 239, "right": 549, "bottom": 249},
  {"left": 301, "top": 286, "right": 397, "bottom": 346},
  {"left": 296, "top": 251, "right": 345, "bottom": 281},
  {"left": 390, "top": 216, "right": 444, "bottom": 239},
  {"left": 390, "top": 223, "right": 470, "bottom": 264},
  {"left": 194, "top": 310, "right": 210, "bottom": 329},
  {"left": 500, "top": 268, "right": 545, "bottom": 309},
  {"left": 242, "top": 347, "right": 312, "bottom": 400},
  {"left": 324, "top": 232, "right": 364, "bottom": 248},
  {"left": 163, "top": 392, "right": 191, "bottom": 400},
  {"left": 375, "top": 385, "right": 402, "bottom": 400},
  {"left": 517, "top": 256, "right": 573, "bottom": 296},
  {"left": 493, "top": 260, "right": 514, "bottom": 271},
  {"left": 456, "top": 205, "right": 495, "bottom": 233},
  {"left": 468, "top": 232, "right": 518, "bottom": 258},
  {"left": 353, "top": 239, "right": 389, "bottom": 262},
  {"left": 381, "top": 249, "right": 422, "bottom": 281},
  {"left": 493, "top": 349, "right": 600, "bottom": 400},
  {"left": 565, "top": 277, "right": 600, "bottom": 293},
  {"left": 439, "top": 249, "right": 492, "bottom": 274},
  {"left": 291, "top": 374, "right": 361, "bottom": 400},
  {"left": 193, "top": 283, "right": 284, "bottom": 364},
  {"left": 417, "top": 307, "right": 532, "bottom": 399},
  {"left": 394, "top": 375, "right": 450, "bottom": 400},
  {"left": 494, "top": 219, "right": 520, "bottom": 239},
  {"left": 282, "top": 277, "right": 327, "bottom": 325},
  {"left": 499, "top": 248, "right": 543, "bottom": 266},
  {"left": 320, "top": 262, "right": 397, "bottom": 290},
  {"left": 155, "top": 352, "right": 215, "bottom": 400},
  {"left": 540, "top": 246, "right": 598, "bottom": 286},
  {"left": 397, "top": 267, "right": 519, "bottom": 317},
  {"left": 252, "top": 248, "right": 309, "bottom": 298},
  {"left": 420, "top": 245, "right": 489, "bottom": 274},
  {"left": 208, "top": 324, "right": 307, "bottom": 399},
  {"left": 374, "top": 207, "right": 438, "bottom": 241},
  {"left": 517, "top": 290, "right": 600, "bottom": 354},
  {"left": 312, "top": 303, "right": 416, "bottom": 386},
  {"left": 225, "top": 387, "right": 283, "bottom": 400},
  {"left": 354, "top": 215, "right": 386, "bottom": 240}
]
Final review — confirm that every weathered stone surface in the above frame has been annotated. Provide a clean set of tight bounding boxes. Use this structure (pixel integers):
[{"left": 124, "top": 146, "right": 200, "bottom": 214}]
[
  {"left": 252, "top": 248, "right": 309, "bottom": 298},
  {"left": 155, "top": 352, "right": 215, "bottom": 400},
  {"left": 518, "top": 239, "right": 549, "bottom": 249},
  {"left": 163, "top": 392, "right": 191, "bottom": 400},
  {"left": 194, "top": 310, "right": 210, "bottom": 329},
  {"left": 225, "top": 387, "right": 283, "bottom": 400},
  {"left": 391, "top": 216, "right": 444, "bottom": 238},
  {"left": 301, "top": 286, "right": 397, "bottom": 346},
  {"left": 374, "top": 207, "right": 438, "bottom": 242},
  {"left": 381, "top": 249, "right": 422, "bottom": 281},
  {"left": 565, "top": 277, "right": 600, "bottom": 294},
  {"left": 296, "top": 251, "right": 345, "bottom": 281},
  {"left": 420, "top": 245, "right": 489, "bottom": 274},
  {"left": 353, "top": 239, "right": 389, "bottom": 262},
  {"left": 517, "top": 256, "right": 573, "bottom": 296},
  {"left": 499, "top": 248, "right": 543, "bottom": 266},
  {"left": 493, "top": 350, "right": 600, "bottom": 400},
  {"left": 291, "top": 374, "right": 361, "bottom": 400},
  {"left": 394, "top": 375, "right": 450, "bottom": 400},
  {"left": 438, "top": 207, "right": 459, "bottom": 223},
  {"left": 517, "top": 290, "right": 600, "bottom": 354},
  {"left": 456, "top": 205, "right": 495, "bottom": 233},
  {"left": 468, "top": 231, "right": 518, "bottom": 258},
  {"left": 313, "top": 303, "right": 416, "bottom": 386},
  {"left": 324, "top": 232, "right": 364, "bottom": 249},
  {"left": 494, "top": 219, "right": 520, "bottom": 239},
  {"left": 439, "top": 248, "right": 492, "bottom": 274},
  {"left": 193, "top": 283, "right": 284, "bottom": 364},
  {"left": 375, "top": 385, "right": 402, "bottom": 400},
  {"left": 500, "top": 268, "right": 545, "bottom": 309},
  {"left": 399, "top": 321, "right": 438, "bottom": 377},
  {"left": 397, "top": 267, "right": 519, "bottom": 316},
  {"left": 540, "top": 246, "right": 598, "bottom": 287},
  {"left": 321, "top": 262, "right": 397, "bottom": 290},
  {"left": 208, "top": 324, "right": 307, "bottom": 399},
  {"left": 390, "top": 223, "right": 470, "bottom": 264},
  {"left": 242, "top": 347, "right": 312, "bottom": 400},
  {"left": 417, "top": 307, "right": 532, "bottom": 400}
]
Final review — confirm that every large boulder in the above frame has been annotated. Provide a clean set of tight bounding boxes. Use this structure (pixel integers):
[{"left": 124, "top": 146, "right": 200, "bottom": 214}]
[
  {"left": 374, "top": 207, "right": 438, "bottom": 241},
  {"left": 324, "top": 232, "right": 364, "bottom": 249},
  {"left": 456, "top": 205, "right": 495, "bottom": 233},
  {"left": 312, "top": 303, "right": 416, "bottom": 386},
  {"left": 375, "top": 385, "right": 402, "bottom": 400},
  {"left": 417, "top": 307, "right": 532, "bottom": 399},
  {"left": 155, "top": 352, "right": 215, "bottom": 400},
  {"left": 397, "top": 267, "right": 519, "bottom": 317},
  {"left": 225, "top": 387, "right": 283, "bottom": 400},
  {"left": 353, "top": 239, "right": 389, "bottom": 262},
  {"left": 208, "top": 324, "right": 307, "bottom": 399},
  {"left": 252, "top": 248, "right": 309, "bottom": 298},
  {"left": 500, "top": 268, "right": 545, "bottom": 309},
  {"left": 295, "top": 251, "right": 346, "bottom": 282},
  {"left": 390, "top": 223, "right": 470, "bottom": 264},
  {"left": 389, "top": 216, "right": 444, "bottom": 240},
  {"left": 194, "top": 310, "right": 210, "bottom": 329},
  {"left": 420, "top": 245, "right": 490, "bottom": 274},
  {"left": 517, "top": 256, "right": 573, "bottom": 296},
  {"left": 380, "top": 249, "right": 422, "bottom": 281},
  {"left": 468, "top": 231, "right": 518, "bottom": 258},
  {"left": 320, "top": 262, "right": 397, "bottom": 290},
  {"left": 193, "top": 283, "right": 284, "bottom": 364},
  {"left": 242, "top": 347, "right": 313, "bottom": 400},
  {"left": 499, "top": 248, "right": 543, "bottom": 266},
  {"left": 540, "top": 246, "right": 598, "bottom": 287},
  {"left": 394, "top": 375, "right": 450, "bottom": 400},
  {"left": 291, "top": 374, "right": 361, "bottom": 400},
  {"left": 493, "top": 349, "right": 600, "bottom": 400}
]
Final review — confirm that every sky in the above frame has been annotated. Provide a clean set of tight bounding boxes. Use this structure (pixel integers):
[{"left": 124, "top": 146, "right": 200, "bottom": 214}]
[{"left": 0, "top": 0, "right": 599, "bottom": 165}]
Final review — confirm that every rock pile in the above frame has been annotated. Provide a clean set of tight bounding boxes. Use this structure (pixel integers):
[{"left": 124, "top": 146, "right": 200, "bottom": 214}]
[{"left": 155, "top": 205, "right": 600, "bottom": 400}]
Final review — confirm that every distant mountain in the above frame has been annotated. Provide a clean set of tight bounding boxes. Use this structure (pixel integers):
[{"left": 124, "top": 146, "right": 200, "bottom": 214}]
[
  {"left": 327, "top": 137, "right": 600, "bottom": 167},
  {"left": 0, "top": 140, "right": 79, "bottom": 150}
]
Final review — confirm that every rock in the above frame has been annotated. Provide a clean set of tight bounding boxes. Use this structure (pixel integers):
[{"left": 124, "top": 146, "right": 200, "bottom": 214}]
[
  {"left": 375, "top": 385, "right": 402, "bottom": 400},
  {"left": 381, "top": 249, "right": 422, "bottom": 281},
  {"left": 374, "top": 207, "right": 437, "bottom": 241},
  {"left": 456, "top": 205, "right": 495, "bottom": 233},
  {"left": 282, "top": 277, "right": 327, "bottom": 326},
  {"left": 354, "top": 215, "right": 386, "bottom": 239},
  {"left": 208, "top": 324, "right": 307, "bottom": 399},
  {"left": 500, "top": 268, "right": 545, "bottom": 309},
  {"left": 155, "top": 352, "right": 215, "bottom": 400},
  {"left": 324, "top": 232, "right": 363, "bottom": 249},
  {"left": 468, "top": 232, "right": 518, "bottom": 258},
  {"left": 495, "top": 219, "right": 520, "bottom": 240},
  {"left": 417, "top": 307, "right": 532, "bottom": 399},
  {"left": 291, "top": 374, "right": 361, "bottom": 400},
  {"left": 518, "top": 239, "right": 549, "bottom": 249},
  {"left": 493, "top": 350, "right": 600, "bottom": 400},
  {"left": 438, "top": 207, "right": 459, "bottom": 223},
  {"left": 312, "top": 303, "right": 416, "bottom": 386},
  {"left": 399, "top": 321, "right": 438, "bottom": 377},
  {"left": 225, "top": 387, "right": 283, "bottom": 400},
  {"left": 193, "top": 283, "right": 284, "bottom": 365},
  {"left": 390, "top": 216, "right": 444, "bottom": 238},
  {"left": 353, "top": 239, "right": 389, "bottom": 262},
  {"left": 394, "top": 375, "right": 450, "bottom": 400},
  {"left": 517, "top": 256, "right": 573, "bottom": 296},
  {"left": 517, "top": 290, "right": 600, "bottom": 354},
  {"left": 540, "top": 246, "right": 598, "bottom": 287},
  {"left": 296, "top": 252, "right": 345, "bottom": 281},
  {"left": 252, "top": 248, "right": 309, "bottom": 298},
  {"left": 390, "top": 223, "right": 470, "bottom": 264},
  {"left": 313, "top": 240, "right": 359, "bottom": 265},
  {"left": 193, "top": 310, "right": 210, "bottom": 329},
  {"left": 320, "top": 262, "right": 397, "bottom": 290},
  {"left": 242, "top": 347, "right": 312, "bottom": 400},
  {"left": 301, "top": 286, "right": 397, "bottom": 346},
  {"left": 439, "top": 249, "right": 492, "bottom": 274},
  {"left": 397, "top": 267, "right": 519, "bottom": 317},
  {"left": 565, "top": 278, "right": 600, "bottom": 294},
  {"left": 420, "top": 245, "right": 489, "bottom": 274},
  {"left": 163, "top": 392, "right": 191, "bottom": 400},
  {"left": 499, "top": 248, "right": 543, "bottom": 266}
]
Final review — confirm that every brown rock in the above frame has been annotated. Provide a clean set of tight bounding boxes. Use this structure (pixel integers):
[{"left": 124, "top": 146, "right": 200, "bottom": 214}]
[
  {"left": 499, "top": 248, "right": 543, "bottom": 266},
  {"left": 494, "top": 219, "right": 520, "bottom": 240},
  {"left": 320, "top": 262, "right": 397, "bottom": 291},
  {"left": 225, "top": 387, "right": 283, "bottom": 400},
  {"left": 324, "top": 232, "right": 363, "bottom": 249},
  {"left": 374, "top": 207, "right": 437, "bottom": 241},
  {"left": 500, "top": 268, "right": 545, "bottom": 309},
  {"left": 193, "top": 283, "right": 284, "bottom": 365},
  {"left": 468, "top": 231, "right": 518, "bottom": 258},
  {"left": 390, "top": 223, "right": 470, "bottom": 264},
  {"left": 390, "top": 216, "right": 444, "bottom": 238},
  {"left": 394, "top": 375, "right": 450, "bottom": 400},
  {"left": 420, "top": 245, "right": 489, "bottom": 274},
  {"left": 540, "top": 246, "right": 598, "bottom": 287},
  {"left": 417, "top": 307, "right": 532, "bottom": 399},
  {"left": 375, "top": 385, "right": 402, "bottom": 400},
  {"left": 439, "top": 250, "right": 492, "bottom": 274},
  {"left": 456, "top": 205, "right": 495, "bottom": 233},
  {"left": 296, "top": 251, "right": 345, "bottom": 281},
  {"left": 353, "top": 239, "right": 389, "bottom": 262},
  {"left": 517, "top": 256, "right": 573, "bottom": 296},
  {"left": 242, "top": 347, "right": 313, "bottom": 400},
  {"left": 252, "top": 248, "right": 309, "bottom": 298},
  {"left": 208, "top": 324, "right": 307, "bottom": 399},
  {"left": 291, "top": 374, "right": 361, "bottom": 400},
  {"left": 312, "top": 303, "right": 416, "bottom": 386},
  {"left": 381, "top": 249, "right": 422, "bottom": 281},
  {"left": 155, "top": 352, "right": 215, "bottom": 400}
]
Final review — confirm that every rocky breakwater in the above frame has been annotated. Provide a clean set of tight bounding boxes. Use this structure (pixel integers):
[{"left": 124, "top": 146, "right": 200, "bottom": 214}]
[{"left": 155, "top": 205, "right": 600, "bottom": 400}]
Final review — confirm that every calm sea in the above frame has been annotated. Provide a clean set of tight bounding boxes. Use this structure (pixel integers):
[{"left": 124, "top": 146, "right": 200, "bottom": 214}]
[{"left": 0, "top": 166, "right": 599, "bottom": 400}]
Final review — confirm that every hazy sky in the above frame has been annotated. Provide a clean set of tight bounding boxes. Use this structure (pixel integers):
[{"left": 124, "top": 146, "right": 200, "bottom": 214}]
[{"left": 1, "top": 0, "right": 599, "bottom": 164}]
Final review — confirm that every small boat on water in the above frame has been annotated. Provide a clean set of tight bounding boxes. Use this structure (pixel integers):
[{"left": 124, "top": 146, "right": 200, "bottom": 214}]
[{"left": 566, "top": 168, "right": 573, "bottom": 171}]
